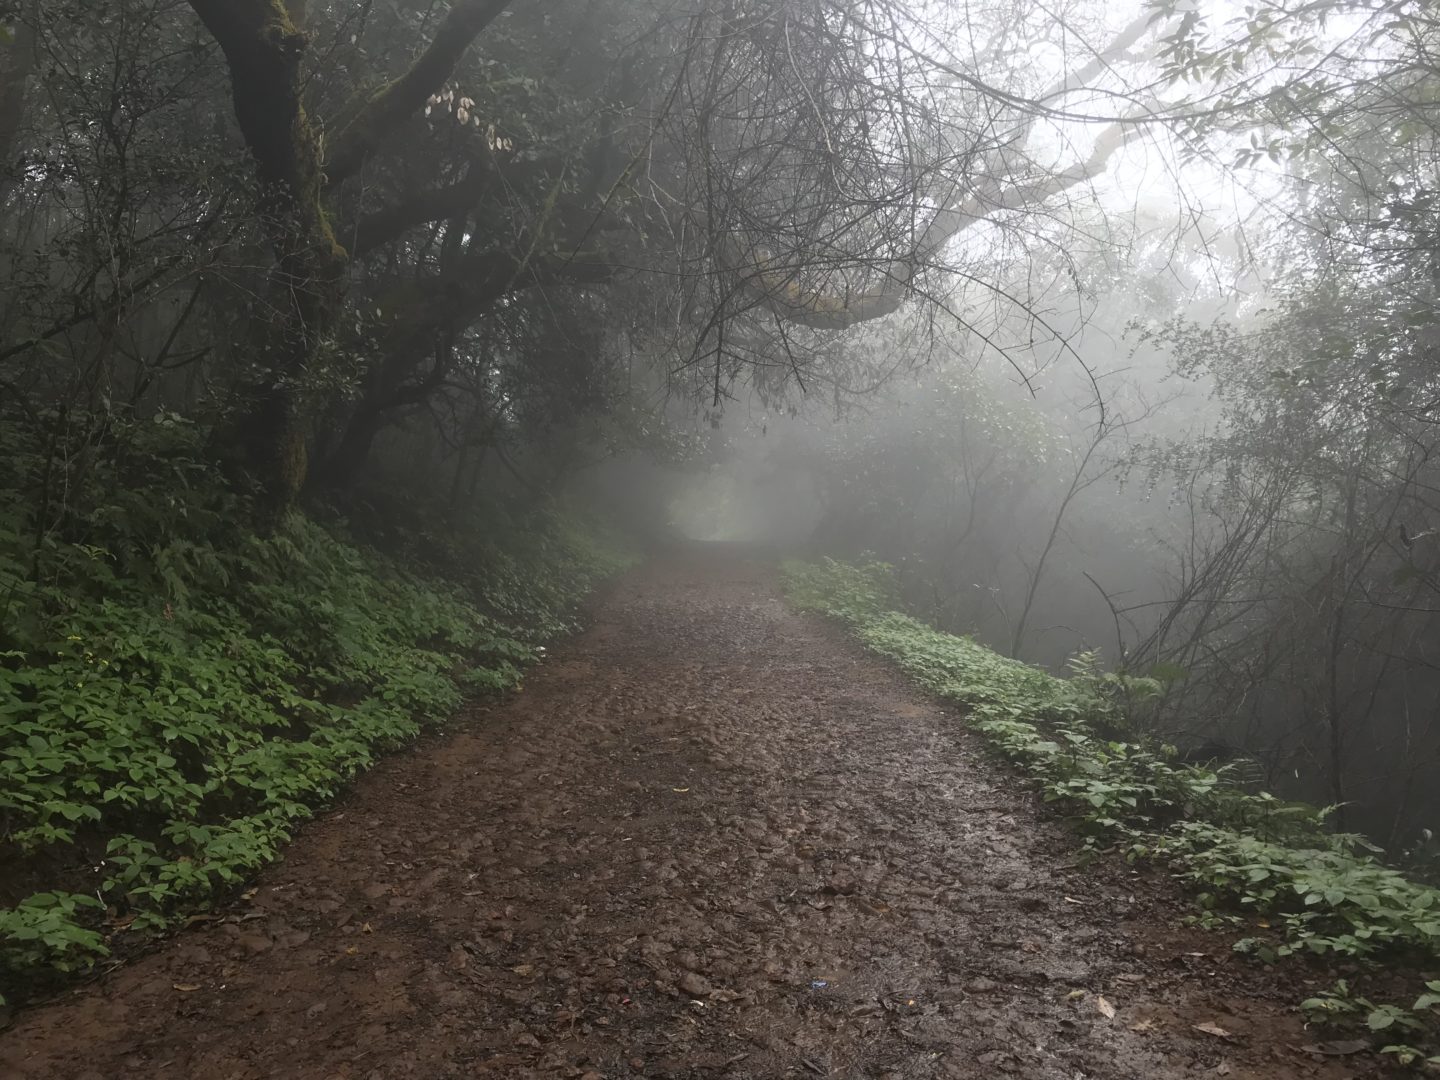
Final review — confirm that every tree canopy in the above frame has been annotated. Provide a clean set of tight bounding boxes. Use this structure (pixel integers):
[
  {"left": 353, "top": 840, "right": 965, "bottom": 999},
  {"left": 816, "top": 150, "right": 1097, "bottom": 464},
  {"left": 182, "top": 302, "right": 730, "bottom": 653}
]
[{"left": 0, "top": 0, "right": 1174, "bottom": 513}]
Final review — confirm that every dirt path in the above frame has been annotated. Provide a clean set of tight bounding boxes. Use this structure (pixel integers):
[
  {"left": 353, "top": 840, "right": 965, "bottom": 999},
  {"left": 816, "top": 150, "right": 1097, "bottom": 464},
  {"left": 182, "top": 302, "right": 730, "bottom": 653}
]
[{"left": 1, "top": 548, "right": 1361, "bottom": 1079}]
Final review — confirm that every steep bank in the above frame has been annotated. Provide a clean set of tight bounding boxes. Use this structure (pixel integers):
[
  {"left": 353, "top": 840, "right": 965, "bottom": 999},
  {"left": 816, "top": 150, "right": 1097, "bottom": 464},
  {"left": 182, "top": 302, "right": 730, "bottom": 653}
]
[{"left": 0, "top": 416, "right": 633, "bottom": 1001}]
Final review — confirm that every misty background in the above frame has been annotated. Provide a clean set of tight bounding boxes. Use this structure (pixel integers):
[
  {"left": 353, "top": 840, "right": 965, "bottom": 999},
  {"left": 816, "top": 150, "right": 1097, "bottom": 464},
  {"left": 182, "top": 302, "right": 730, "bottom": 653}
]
[{"left": 5, "top": 0, "right": 1440, "bottom": 866}]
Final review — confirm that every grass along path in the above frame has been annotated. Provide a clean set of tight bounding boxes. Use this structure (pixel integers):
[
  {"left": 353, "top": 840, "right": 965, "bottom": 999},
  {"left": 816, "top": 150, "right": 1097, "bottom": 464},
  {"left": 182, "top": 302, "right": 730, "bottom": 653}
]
[
  {"left": 782, "top": 555, "right": 1440, "bottom": 1071},
  {"left": 0, "top": 545, "right": 1399, "bottom": 1078}
]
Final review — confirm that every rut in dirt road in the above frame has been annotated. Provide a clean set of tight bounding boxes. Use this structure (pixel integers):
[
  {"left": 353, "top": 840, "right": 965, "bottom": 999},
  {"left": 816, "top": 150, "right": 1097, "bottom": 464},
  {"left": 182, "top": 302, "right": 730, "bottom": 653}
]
[{"left": 1, "top": 548, "right": 1353, "bottom": 1080}]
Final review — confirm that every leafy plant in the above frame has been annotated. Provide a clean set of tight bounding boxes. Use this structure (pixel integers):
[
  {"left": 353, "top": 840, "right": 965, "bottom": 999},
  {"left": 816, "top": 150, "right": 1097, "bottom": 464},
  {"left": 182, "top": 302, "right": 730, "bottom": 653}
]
[
  {"left": 0, "top": 894, "right": 108, "bottom": 978},
  {"left": 1299, "top": 980, "right": 1440, "bottom": 1067},
  {"left": 0, "top": 415, "right": 634, "bottom": 1002},
  {"left": 782, "top": 558, "right": 1440, "bottom": 969}
]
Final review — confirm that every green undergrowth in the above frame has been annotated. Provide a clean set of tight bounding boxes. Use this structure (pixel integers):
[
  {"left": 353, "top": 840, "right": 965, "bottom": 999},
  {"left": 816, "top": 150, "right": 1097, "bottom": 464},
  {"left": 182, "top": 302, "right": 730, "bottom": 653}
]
[
  {"left": 0, "top": 413, "right": 634, "bottom": 1003},
  {"left": 783, "top": 557, "right": 1440, "bottom": 979}
]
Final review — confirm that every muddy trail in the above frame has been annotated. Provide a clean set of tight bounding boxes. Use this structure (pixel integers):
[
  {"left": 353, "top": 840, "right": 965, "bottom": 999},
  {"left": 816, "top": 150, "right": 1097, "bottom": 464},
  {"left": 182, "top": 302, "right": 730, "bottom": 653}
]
[{"left": 1, "top": 547, "right": 1367, "bottom": 1079}]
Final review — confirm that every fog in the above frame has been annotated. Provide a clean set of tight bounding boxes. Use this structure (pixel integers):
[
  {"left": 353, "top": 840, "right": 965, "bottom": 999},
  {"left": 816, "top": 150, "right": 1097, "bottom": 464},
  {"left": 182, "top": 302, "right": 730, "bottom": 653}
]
[
  {"left": 650, "top": 255, "right": 1439, "bottom": 853},
  {"left": 5, "top": 0, "right": 1438, "bottom": 875},
  {"left": 635, "top": 40, "right": 1440, "bottom": 855}
]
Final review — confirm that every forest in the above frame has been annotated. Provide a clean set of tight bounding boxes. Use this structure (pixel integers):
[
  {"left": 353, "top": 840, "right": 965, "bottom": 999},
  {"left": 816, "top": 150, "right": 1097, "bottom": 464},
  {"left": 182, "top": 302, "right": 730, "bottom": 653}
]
[{"left": 4, "top": 0, "right": 1440, "bottom": 1076}]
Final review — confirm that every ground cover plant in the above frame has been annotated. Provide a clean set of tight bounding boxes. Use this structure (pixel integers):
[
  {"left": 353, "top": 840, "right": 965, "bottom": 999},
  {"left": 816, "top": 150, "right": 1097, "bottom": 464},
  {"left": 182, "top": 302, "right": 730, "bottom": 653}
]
[
  {"left": 0, "top": 414, "right": 633, "bottom": 1003},
  {"left": 782, "top": 556, "right": 1440, "bottom": 1062}
]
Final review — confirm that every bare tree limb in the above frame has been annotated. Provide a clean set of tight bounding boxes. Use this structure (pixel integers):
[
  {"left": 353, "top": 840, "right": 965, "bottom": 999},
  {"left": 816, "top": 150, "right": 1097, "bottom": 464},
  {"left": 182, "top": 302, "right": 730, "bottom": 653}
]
[{"left": 736, "top": 13, "right": 1158, "bottom": 330}]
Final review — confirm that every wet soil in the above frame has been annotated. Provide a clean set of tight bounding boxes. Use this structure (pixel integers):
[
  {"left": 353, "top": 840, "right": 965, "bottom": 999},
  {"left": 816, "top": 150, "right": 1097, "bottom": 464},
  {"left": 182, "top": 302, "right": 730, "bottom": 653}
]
[{"left": 0, "top": 547, "right": 1382, "bottom": 1078}]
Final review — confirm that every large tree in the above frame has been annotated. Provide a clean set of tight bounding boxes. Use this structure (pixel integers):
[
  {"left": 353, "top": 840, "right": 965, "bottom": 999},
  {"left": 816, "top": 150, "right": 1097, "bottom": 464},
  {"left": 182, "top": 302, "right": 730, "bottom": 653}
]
[{"left": 170, "top": 0, "right": 1164, "bottom": 510}]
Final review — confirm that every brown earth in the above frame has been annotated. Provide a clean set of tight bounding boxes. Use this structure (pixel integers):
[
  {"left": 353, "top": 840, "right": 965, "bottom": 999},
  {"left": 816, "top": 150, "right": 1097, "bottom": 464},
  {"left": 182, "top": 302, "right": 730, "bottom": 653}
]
[{"left": 0, "top": 547, "right": 1388, "bottom": 1078}]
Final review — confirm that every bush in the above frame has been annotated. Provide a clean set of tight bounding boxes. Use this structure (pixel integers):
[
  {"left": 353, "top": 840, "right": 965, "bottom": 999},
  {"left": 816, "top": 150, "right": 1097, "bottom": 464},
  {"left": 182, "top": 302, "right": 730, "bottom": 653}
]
[
  {"left": 0, "top": 412, "right": 633, "bottom": 1001},
  {"left": 782, "top": 557, "right": 1440, "bottom": 967}
]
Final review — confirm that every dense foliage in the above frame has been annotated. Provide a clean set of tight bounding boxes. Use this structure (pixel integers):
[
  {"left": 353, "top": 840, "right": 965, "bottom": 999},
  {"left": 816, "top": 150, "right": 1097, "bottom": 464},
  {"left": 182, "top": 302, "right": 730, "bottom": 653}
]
[
  {"left": 0, "top": 416, "right": 632, "bottom": 1002},
  {"left": 0, "top": 0, "right": 1154, "bottom": 518}
]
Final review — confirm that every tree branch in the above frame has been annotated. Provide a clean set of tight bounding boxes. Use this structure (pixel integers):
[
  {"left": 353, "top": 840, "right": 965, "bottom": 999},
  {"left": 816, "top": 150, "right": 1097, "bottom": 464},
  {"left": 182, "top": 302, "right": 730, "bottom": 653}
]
[
  {"left": 185, "top": 0, "right": 344, "bottom": 282},
  {"left": 373, "top": 246, "right": 614, "bottom": 383},
  {"left": 735, "top": 118, "right": 1139, "bottom": 332},
  {"left": 349, "top": 163, "right": 490, "bottom": 255},
  {"left": 324, "top": 0, "right": 512, "bottom": 184},
  {"left": 737, "top": 14, "right": 1158, "bottom": 331}
]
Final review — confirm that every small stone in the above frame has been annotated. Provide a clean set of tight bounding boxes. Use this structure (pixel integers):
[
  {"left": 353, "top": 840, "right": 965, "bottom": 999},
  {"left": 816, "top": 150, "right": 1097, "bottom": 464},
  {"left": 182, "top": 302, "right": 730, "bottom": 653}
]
[
  {"left": 674, "top": 950, "right": 702, "bottom": 972},
  {"left": 678, "top": 971, "right": 711, "bottom": 997}
]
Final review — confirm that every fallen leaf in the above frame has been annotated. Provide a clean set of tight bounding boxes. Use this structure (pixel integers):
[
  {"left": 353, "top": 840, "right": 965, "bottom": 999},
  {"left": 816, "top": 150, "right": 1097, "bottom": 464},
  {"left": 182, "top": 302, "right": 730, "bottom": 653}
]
[
  {"left": 1097, "top": 995, "right": 1116, "bottom": 1020},
  {"left": 1193, "top": 1021, "right": 1232, "bottom": 1039},
  {"left": 173, "top": 983, "right": 201, "bottom": 992},
  {"left": 1299, "top": 1040, "right": 1369, "bottom": 1056},
  {"left": 1216, "top": 1061, "right": 1232, "bottom": 1076}
]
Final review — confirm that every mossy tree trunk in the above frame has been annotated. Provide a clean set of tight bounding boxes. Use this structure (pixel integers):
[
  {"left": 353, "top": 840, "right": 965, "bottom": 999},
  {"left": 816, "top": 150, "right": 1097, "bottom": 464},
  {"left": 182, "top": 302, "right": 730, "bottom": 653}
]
[
  {"left": 187, "top": 0, "right": 345, "bottom": 518},
  {"left": 185, "top": 0, "right": 513, "bottom": 518}
]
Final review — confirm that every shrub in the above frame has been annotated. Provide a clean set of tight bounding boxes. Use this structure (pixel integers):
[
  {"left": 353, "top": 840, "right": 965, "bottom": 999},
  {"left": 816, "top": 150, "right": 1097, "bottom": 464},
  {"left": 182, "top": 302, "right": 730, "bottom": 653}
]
[
  {"left": 0, "top": 413, "right": 633, "bottom": 1001},
  {"left": 781, "top": 557, "right": 1440, "bottom": 966}
]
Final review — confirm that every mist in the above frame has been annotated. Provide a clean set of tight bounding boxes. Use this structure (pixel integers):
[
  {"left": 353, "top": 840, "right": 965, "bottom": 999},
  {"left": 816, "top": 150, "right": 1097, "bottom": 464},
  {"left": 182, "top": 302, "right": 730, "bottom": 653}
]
[
  {"left": 653, "top": 226, "right": 1440, "bottom": 852},
  {"left": 6, "top": 0, "right": 1440, "bottom": 1058}
]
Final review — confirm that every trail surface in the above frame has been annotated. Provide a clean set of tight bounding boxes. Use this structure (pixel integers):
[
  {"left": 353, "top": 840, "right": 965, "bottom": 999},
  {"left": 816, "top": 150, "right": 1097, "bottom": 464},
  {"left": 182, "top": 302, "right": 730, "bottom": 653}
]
[{"left": 2, "top": 548, "right": 1357, "bottom": 1079}]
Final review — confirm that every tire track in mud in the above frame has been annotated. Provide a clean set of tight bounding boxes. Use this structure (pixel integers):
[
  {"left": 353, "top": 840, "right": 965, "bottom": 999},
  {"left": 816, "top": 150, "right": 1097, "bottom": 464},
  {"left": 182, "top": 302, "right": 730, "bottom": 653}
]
[{"left": 0, "top": 547, "right": 1359, "bottom": 1079}]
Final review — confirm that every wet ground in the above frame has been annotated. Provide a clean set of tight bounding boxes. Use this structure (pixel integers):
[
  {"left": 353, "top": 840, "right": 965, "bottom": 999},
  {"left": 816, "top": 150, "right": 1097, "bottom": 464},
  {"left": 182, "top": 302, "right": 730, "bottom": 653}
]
[{"left": 0, "top": 547, "right": 1373, "bottom": 1078}]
